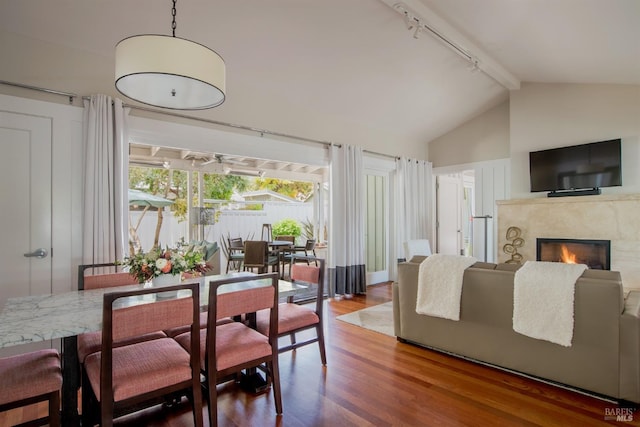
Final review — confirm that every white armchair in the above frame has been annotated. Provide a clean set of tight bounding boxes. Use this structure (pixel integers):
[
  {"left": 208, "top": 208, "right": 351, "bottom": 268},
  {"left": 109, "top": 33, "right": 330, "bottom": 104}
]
[{"left": 403, "top": 239, "right": 432, "bottom": 261}]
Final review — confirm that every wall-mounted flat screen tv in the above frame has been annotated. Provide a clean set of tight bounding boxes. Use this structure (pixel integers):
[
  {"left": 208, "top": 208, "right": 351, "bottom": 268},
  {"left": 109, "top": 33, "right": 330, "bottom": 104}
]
[{"left": 529, "top": 138, "right": 622, "bottom": 193}]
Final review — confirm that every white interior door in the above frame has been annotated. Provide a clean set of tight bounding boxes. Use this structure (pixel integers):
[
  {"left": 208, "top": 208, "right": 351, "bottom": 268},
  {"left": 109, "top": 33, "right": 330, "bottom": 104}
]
[
  {"left": 436, "top": 174, "right": 462, "bottom": 255},
  {"left": 0, "top": 111, "right": 52, "bottom": 309}
]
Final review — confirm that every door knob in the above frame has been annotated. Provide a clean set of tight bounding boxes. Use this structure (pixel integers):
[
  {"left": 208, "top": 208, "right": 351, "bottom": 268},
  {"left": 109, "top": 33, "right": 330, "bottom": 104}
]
[{"left": 23, "top": 248, "right": 48, "bottom": 258}]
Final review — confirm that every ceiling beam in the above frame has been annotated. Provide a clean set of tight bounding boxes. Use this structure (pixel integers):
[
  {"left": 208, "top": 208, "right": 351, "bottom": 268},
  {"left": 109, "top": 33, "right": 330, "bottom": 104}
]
[{"left": 378, "top": 0, "right": 520, "bottom": 90}]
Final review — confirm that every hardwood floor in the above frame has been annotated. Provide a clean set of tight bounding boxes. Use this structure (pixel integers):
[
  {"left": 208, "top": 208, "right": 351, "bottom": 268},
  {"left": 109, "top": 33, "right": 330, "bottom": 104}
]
[{"left": 2, "top": 282, "right": 637, "bottom": 426}]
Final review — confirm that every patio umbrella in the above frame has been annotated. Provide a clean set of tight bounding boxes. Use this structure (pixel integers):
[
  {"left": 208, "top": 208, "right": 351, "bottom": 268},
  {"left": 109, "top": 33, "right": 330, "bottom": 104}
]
[{"left": 128, "top": 189, "right": 174, "bottom": 208}]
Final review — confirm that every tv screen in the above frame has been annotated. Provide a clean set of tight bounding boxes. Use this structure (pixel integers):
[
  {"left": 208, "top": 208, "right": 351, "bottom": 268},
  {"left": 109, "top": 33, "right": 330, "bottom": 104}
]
[{"left": 529, "top": 139, "right": 622, "bottom": 193}]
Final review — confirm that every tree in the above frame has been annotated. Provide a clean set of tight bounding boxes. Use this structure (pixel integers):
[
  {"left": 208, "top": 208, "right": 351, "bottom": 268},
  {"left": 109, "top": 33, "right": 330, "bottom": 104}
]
[
  {"left": 203, "top": 174, "right": 248, "bottom": 200},
  {"left": 249, "top": 177, "right": 313, "bottom": 200},
  {"left": 128, "top": 167, "right": 250, "bottom": 252},
  {"left": 129, "top": 167, "right": 186, "bottom": 252}
]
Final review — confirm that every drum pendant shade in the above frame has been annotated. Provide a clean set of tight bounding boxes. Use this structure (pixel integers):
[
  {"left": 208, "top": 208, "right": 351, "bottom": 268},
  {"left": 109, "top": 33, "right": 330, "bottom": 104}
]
[{"left": 115, "top": 35, "right": 226, "bottom": 110}]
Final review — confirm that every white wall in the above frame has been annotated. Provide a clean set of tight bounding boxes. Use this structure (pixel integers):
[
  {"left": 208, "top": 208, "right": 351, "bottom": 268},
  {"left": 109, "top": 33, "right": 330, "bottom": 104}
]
[
  {"left": 0, "top": 29, "right": 430, "bottom": 160},
  {"left": 427, "top": 101, "right": 510, "bottom": 167},
  {"left": 510, "top": 83, "right": 640, "bottom": 199}
]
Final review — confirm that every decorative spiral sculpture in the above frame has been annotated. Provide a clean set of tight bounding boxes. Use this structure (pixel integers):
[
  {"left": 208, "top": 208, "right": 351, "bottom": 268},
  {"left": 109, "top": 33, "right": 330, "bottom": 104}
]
[{"left": 503, "top": 226, "right": 524, "bottom": 264}]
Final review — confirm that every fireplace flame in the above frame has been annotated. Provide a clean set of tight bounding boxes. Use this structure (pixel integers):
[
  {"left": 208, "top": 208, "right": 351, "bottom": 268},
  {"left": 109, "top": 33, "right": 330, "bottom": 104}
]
[{"left": 560, "top": 245, "right": 578, "bottom": 264}]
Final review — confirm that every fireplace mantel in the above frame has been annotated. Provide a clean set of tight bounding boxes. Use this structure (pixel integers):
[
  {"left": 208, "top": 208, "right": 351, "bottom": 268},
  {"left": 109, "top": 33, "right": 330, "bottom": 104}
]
[{"left": 497, "top": 193, "right": 640, "bottom": 290}]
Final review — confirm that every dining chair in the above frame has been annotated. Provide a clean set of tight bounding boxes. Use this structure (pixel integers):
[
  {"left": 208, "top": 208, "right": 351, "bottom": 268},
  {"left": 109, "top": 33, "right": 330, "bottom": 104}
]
[
  {"left": 272, "top": 235, "right": 295, "bottom": 277},
  {"left": 0, "top": 349, "right": 63, "bottom": 427},
  {"left": 225, "top": 237, "right": 245, "bottom": 273},
  {"left": 282, "top": 239, "right": 318, "bottom": 268},
  {"left": 78, "top": 262, "right": 138, "bottom": 291},
  {"left": 82, "top": 282, "right": 203, "bottom": 427},
  {"left": 76, "top": 263, "right": 167, "bottom": 369},
  {"left": 255, "top": 258, "right": 326, "bottom": 365},
  {"left": 243, "top": 240, "right": 279, "bottom": 274},
  {"left": 174, "top": 273, "right": 283, "bottom": 427}
]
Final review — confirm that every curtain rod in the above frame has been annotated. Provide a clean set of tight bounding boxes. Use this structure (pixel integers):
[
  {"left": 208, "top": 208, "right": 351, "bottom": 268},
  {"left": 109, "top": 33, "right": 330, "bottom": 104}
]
[
  {"left": 122, "top": 102, "right": 334, "bottom": 147},
  {"left": 0, "top": 80, "right": 77, "bottom": 104},
  {"left": 1, "top": 80, "right": 401, "bottom": 160}
]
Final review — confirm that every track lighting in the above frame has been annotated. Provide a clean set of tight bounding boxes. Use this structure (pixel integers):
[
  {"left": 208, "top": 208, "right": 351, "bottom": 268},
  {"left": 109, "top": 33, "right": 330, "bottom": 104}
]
[{"left": 394, "top": 2, "right": 480, "bottom": 71}]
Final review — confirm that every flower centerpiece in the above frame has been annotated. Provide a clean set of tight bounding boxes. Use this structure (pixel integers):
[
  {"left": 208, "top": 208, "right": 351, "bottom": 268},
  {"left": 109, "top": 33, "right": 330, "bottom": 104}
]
[{"left": 122, "top": 246, "right": 210, "bottom": 284}]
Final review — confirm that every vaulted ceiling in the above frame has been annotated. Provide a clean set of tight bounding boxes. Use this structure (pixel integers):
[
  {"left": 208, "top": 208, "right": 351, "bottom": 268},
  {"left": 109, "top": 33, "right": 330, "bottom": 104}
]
[{"left": 1, "top": 0, "right": 638, "bottom": 160}]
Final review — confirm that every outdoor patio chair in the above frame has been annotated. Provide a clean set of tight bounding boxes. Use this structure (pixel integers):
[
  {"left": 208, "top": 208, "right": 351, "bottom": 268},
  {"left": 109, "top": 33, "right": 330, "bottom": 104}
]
[
  {"left": 225, "top": 237, "right": 245, "bottom": 273},
  {"left": 282, "top": 239, "right": 318, "bottom": 267},
  {"left": 243, "top": 240, "right": 279, "bottom": 274}
]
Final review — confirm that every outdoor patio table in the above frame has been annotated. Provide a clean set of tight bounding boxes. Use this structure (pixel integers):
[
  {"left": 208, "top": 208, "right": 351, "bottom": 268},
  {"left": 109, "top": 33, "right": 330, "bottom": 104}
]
[
  {"left": 0, "top": 272, "right": 300, "bottom": 425},
  {"left": 269, "top": 240, "right": 294, "bottom": 277}
]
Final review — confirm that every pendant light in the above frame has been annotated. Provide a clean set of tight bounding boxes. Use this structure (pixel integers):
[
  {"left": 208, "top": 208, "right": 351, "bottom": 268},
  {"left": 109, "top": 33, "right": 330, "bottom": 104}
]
[{"left": 115, "top": 0, "right": 226, "bottom": 110}]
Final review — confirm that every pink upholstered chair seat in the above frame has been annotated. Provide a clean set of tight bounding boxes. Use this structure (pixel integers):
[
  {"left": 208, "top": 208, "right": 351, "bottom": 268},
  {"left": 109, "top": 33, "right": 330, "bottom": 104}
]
[
  {"left": 77, "top": 330, "right": 167, "bottom": 363},
  {"left": 255, "top": 304, "right": 319, "bottom": 336},
  {"left": 175, "top": 321, "right": 271, "bottom": 372},
  {"left": 84, "top": 338, "right": 192, "bottom": 402},
  {"left": 0, "top": 349, "right": 62, "bottom": 405}
]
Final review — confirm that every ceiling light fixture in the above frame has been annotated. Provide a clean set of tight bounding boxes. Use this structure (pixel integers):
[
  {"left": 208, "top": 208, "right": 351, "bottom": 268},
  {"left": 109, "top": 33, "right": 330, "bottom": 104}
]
[{"left": 115, "top": 0, "right": 226, "bottom": 110}]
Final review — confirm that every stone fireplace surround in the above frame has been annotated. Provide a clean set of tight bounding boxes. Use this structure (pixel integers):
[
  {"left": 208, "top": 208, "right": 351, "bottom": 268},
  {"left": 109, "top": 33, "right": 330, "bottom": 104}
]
[{"left": 497, "top": 193, "right": 640, "bottom": 290}]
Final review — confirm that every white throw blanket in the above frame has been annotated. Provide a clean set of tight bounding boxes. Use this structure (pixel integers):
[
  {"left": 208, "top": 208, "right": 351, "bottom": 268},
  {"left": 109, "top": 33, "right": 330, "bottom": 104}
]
[
  {"left": 415, "top": 254, "right": 477, "bottom": 321},
  {"left": 513, "top": 261, "right": 587, "bottom": 347}
]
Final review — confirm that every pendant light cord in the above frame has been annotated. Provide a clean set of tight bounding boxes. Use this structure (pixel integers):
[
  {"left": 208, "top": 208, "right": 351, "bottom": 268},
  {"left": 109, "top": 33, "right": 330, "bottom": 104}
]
[{"left": 171, "top": 0, "right": 177, "bottom": 37}]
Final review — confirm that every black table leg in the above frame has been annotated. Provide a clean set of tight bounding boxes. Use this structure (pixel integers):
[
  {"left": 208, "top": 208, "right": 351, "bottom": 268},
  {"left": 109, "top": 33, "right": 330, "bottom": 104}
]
[
  {"left": 238, "top": 312, "right": 270, "bottom": 394},
  {"left": 62, "top": 335, "right": 81, "bottom": 426}
]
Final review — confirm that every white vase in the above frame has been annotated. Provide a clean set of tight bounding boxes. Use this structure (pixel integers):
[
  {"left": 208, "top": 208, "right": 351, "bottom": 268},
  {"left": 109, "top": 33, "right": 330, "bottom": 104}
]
[
  {"left": 152, "top": 274, "right": 181, "bottom": 298},
  {"left": 152, "top": 273, "right": 181, "bottom": 287}
]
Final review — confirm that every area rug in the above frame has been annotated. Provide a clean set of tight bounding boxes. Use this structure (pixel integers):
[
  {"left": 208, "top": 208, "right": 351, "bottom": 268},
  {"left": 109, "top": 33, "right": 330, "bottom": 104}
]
[{"left": 336, "top": 301, "right": 395, "bottom": 337}]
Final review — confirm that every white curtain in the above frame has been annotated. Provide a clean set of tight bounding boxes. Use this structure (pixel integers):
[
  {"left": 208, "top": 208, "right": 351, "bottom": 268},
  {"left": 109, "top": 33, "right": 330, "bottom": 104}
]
[
  {"left": 328, "top": 144, "right": 366, "bottom": 296},
  {"left": 396, "top": 157, "right": 434, "bottom": 258},
  {"left": 82, "top": 94, "right": 129, "bottom": 265}
]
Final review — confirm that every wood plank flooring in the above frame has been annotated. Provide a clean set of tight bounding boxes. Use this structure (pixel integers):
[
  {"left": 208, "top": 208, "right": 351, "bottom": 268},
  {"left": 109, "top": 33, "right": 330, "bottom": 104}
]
[{"left": 2, "top": 282, "right": 637, "bottom": 426}]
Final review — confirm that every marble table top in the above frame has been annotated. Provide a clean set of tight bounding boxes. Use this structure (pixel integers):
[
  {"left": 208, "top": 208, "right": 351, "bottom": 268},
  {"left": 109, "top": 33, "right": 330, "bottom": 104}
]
[{"left": 0, "top": 273, "right": 298, "bottom": 349}]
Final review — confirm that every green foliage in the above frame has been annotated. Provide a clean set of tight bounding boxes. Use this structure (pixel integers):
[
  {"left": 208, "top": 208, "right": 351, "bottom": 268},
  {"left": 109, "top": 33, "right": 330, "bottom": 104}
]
[
  {"left": 273, "top": 218, "right": 302, "bottom": 237},
  {"left": 129, "top": 167, "right": 250, "bottom": 222},
  {"left": 249, "top": 177, "right": 313, "bottom": 200},
  {"left": 203, "top": 174, "right": 248, "bottom": 200},
  {"left": 300, "top": 218, "right": 315, "bottom": 240}
]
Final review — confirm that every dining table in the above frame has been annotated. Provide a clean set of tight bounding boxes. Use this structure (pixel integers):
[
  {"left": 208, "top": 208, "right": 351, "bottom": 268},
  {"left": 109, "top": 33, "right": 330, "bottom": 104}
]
[{"left": 0, "top": 272, "right": 303, "bottom": 426}]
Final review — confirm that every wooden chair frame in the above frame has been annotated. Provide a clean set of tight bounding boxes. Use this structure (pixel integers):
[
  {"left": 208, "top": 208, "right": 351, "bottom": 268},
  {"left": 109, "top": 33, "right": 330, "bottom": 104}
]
[
  {"left": 281, "top": 257, "right": 326, "bottom": 363},
  {"left": 204, "top": 273, "right": 282, "bottom": 427},
  {"left": 81, "top": 282, "right": 203, "bottom": 427}
]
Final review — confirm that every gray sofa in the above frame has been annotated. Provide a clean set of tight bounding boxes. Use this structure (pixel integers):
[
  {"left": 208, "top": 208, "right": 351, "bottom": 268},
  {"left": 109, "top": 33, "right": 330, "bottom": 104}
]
[{"left": 393, "top": 257, "right": 640, "bottom": 403}]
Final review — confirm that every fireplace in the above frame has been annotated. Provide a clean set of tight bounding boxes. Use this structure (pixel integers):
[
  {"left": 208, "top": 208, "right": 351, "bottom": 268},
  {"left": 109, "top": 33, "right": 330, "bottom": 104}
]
[{"left": 536, "top": 238, "right": 611, "bottom": 270}]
